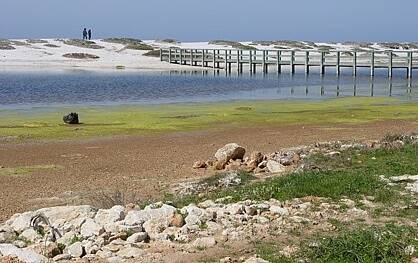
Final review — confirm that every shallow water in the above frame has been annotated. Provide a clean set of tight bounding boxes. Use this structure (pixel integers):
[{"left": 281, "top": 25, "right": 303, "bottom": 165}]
[{"left": 0, "top": 69, "right": 417, "bottom": 110}]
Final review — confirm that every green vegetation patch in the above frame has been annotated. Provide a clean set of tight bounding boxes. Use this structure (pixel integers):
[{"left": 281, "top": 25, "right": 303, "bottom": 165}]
[
  {"left": 126, "top": 43, "right": 154, "bottom": 51},
  {"left": 44, "top": 44, "right": 60, "bottom": 48},
  {"left": 209, "top": 40, "right": 257, "bottom": 50},
  {"left": 26, "top": 39, "right": 48, "bottom": 44},
  {"left": 63, "top": 39, "right": 104, "bottom": 49},
  {"left": 62, "top": 53, "right": 100, "bottom": 59},
  {"left": 0, "top": 164, "right": 62, "bottom": 177},
  {"left": 143, "top": 49, "right": 161, "bottom": 57},
  {"left": 256, "top": 224, "right": 418, "bottom": 263},
  {"left": 305, "top": 224, "right": 418, "bottom": 263},
  {"left": 0, "top": 97, "right": 417, "bottom": 140},
  {"left": 102, "top": 38, "right": 143, "bottom": 45}
]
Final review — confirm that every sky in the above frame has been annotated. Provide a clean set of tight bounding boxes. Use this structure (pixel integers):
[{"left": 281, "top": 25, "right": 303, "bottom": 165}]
[{"left": 1, "top": 0, "right": 417, "bottom": 42}]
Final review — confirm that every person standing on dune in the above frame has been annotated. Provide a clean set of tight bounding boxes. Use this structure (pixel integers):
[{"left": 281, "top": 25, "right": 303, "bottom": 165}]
[
  {"left": 88, "top": 29, "right": 92, "bottom": 40},
  {"left": 83, "top": 28, "right": 87, "bottom": 40}
]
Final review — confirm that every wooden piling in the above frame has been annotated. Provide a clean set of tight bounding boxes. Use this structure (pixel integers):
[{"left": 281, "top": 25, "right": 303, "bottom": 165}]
[
  {"left": 277, "top": 51, "right": 281, "bottom": 73},
  {"left": 370, "top": 52, "right": 375, "bottom": 77},
  {"left": 388, "top": 51, "right": 393, "bottom": 77},
  {"left": 320, "top": 52, "right": 325, "bottom": 75},
  {"left": 353, "top": 52, "right": 357, "bottom": 76},
  {"left": 290, "top": 51, "right": 295, "bottom": 74},
  {"left": 408, "top": 52, "right": 413, "bottom": 78},
  {"left": 305, "top": 51, "right": 309, "bottom": 74},
  {"left": 336, "top": 51, "right": 340, "bottom": 76}
]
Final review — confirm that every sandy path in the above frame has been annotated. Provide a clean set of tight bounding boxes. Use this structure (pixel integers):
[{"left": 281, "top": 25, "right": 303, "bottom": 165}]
[{"left": 1, "top": 120, "right": 418, "bottom": 222}]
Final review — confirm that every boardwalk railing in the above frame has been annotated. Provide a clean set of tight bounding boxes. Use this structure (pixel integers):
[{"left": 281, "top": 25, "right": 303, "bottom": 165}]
[{"left": 160, "top": 48, "right": 418, "bottom": 78}]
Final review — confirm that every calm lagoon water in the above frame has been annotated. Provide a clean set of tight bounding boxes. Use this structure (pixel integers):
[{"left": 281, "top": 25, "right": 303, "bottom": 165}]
[{"left": 0, "top": 69, "right": 417, "bottom": 110}]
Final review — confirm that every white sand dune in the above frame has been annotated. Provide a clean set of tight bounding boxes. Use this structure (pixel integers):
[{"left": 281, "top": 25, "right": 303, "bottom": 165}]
[{"left": 0, "top": 39, "right": 415, "bottom": 72}]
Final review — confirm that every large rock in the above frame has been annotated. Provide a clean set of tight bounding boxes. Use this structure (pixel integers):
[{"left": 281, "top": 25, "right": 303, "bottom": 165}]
[
  {"left": 80, "top": 218, "right": 104, "bottom": 238},
  {"left": 215, "top": 143, "right": 246, "bottom": 169},
  {"left": 0, "top": 244, "right": 47, "bottom": 263},
  {"left": 116, "top": 247, "right": 144, "bottom": 259},
  {"left": 10, "top": 212, "right": 34, "bottom": 233},
  {"left": 124, "top": 204, "right": 176, "bottom": 226},
  {"left": 36, "top": 205, "right": 97, "bottom": 231}
]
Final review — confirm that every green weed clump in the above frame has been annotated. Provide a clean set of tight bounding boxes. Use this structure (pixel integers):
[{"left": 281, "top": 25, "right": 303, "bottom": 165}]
[
  {"left": 305, "top": 224, "right": 418, "bottom": 263},
  {"left": 63, "top": 39, "right": 104, "bottom": 49}
]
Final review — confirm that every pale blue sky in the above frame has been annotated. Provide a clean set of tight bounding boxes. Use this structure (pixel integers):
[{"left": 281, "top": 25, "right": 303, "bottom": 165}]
[{"left": 1, "top": 0, "right": 417, "bottom": 42}]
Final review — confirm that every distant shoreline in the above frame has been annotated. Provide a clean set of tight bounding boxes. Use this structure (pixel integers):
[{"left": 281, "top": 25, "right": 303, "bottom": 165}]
[{"left": 1, "top": 39, "right": 417, "bottom": 72}]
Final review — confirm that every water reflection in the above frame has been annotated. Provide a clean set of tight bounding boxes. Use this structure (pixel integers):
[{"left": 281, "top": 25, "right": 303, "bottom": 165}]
[{"left": 0, "top": 69, "right": 416, "bottom": 110}]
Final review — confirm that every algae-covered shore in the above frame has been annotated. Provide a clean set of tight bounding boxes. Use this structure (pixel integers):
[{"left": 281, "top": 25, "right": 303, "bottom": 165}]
[{"left": 1, "top": 97, "right": 417, "bottom": 141}]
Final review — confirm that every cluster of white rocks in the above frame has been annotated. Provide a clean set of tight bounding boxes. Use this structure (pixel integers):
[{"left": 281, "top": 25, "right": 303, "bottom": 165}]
[{"left": 0, "top": 194, "right": 374, "bottom": 263}]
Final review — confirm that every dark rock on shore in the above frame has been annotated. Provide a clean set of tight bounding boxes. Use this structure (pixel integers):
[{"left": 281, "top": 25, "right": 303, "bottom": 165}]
[{"left": 63, "top": 113, "right": 79, "bottom": 124}]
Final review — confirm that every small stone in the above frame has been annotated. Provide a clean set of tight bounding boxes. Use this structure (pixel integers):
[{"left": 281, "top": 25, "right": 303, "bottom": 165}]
[
  {"left": 226, "top": 204, "right": 244, "bottom": 215},
  {"left": 244, "top": 255, "right": 270, "bottom": 263},
  {"left": 53, "top": 254, "right": 72, "bottom": 261},
  {"left": 269, "top": 206, "right": 289, "bottom": 216},
  {"left": 126, "top": 232, "right": 148, "bottom": 243},
  {"left": 193, "top": 237, "right": 217, "bottom": 249},
  {"left": 220, "top": 256, "right": 233, "bottom": 263},
  {"left": 116, "top": 247, "right": 144, "bottom": 259},
  {"left": 169, "top": 213, "right": 184, "bottom": 227},
  {"left": 193, "top": 161, "right": 207, "bottom": 169},
  {"left": 66, "top": 242, "right": 85, "bottom": 258},
  {"left": 266, "top": 160, "right": 286, "bottom": 173},
  {"left": 247, "top": 151, "right": 264, "bottom": 170},
  {"left": 80, "top": 218, "right": 104, "bottom": 238}
]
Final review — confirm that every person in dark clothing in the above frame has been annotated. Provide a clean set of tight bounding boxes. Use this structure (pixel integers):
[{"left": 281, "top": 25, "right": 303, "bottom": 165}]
[
  {"left": 88, "top": 29, "right": 92, "bottom": 40},
  {"left": 83, "top": 28, "right": 87, "bottom": 40}
]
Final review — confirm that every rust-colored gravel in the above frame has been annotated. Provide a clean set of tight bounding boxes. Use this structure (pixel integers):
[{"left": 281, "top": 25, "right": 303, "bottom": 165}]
[{"left": 1, "top": 120, "right": 417, "bottom": 222}]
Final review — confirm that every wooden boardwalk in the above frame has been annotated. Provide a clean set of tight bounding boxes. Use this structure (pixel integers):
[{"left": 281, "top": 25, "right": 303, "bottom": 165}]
[{"left": 160, "top": 48, "right": 418, "bottom": 78}]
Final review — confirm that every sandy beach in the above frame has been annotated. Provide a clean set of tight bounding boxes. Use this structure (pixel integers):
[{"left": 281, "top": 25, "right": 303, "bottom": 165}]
[{"left": 1, "top": 39, "right": 415, "bottom": 72}]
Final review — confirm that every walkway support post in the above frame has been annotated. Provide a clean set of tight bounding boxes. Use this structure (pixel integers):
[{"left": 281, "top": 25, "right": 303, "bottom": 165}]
[
  {"left": 224, "top": 50, "right": 228, "bottom": 72},
  {"left": 305, "top": 51, "right": 309, "bottom": 74},
  {"left": 201, "top": 49, "right": 205, "bottom": 68},
  {"left": 388, "top": 51, "right": 393, "bottom": 77},
  {"left": 212, "top": 49, "right": 216, "bottom": 69},
  {"left": 190, "top": 49, "right": 194, "bottom": 66},
  {"left": 277, "top": 51, "right": 281, "bottom": 73},
  {"left": 336, "top": 51, "right": 341, "bottom": 76},
  {"left": 320, "top": 52, "right": 325, "bottom": 75},
  {"left": 408, "top": 52, "right": 413, "bottom": 78},
  {"left": 353, "top": 52, "right": 357, "bottom": 76},
  {"left": 370, "top": 51, "right": 375, "bottom": 77},
  {"left": 290, "top": 51, "right": 295, "bottom": 74},
  {"left": 249, "top": 50, "right": 253, "bottom": 73},
  {"left": 262, "top": 50, "right": 266, "bottom": 74},
  {"left": 160, "top": 48, "right": 163, "bottom": 61}
]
